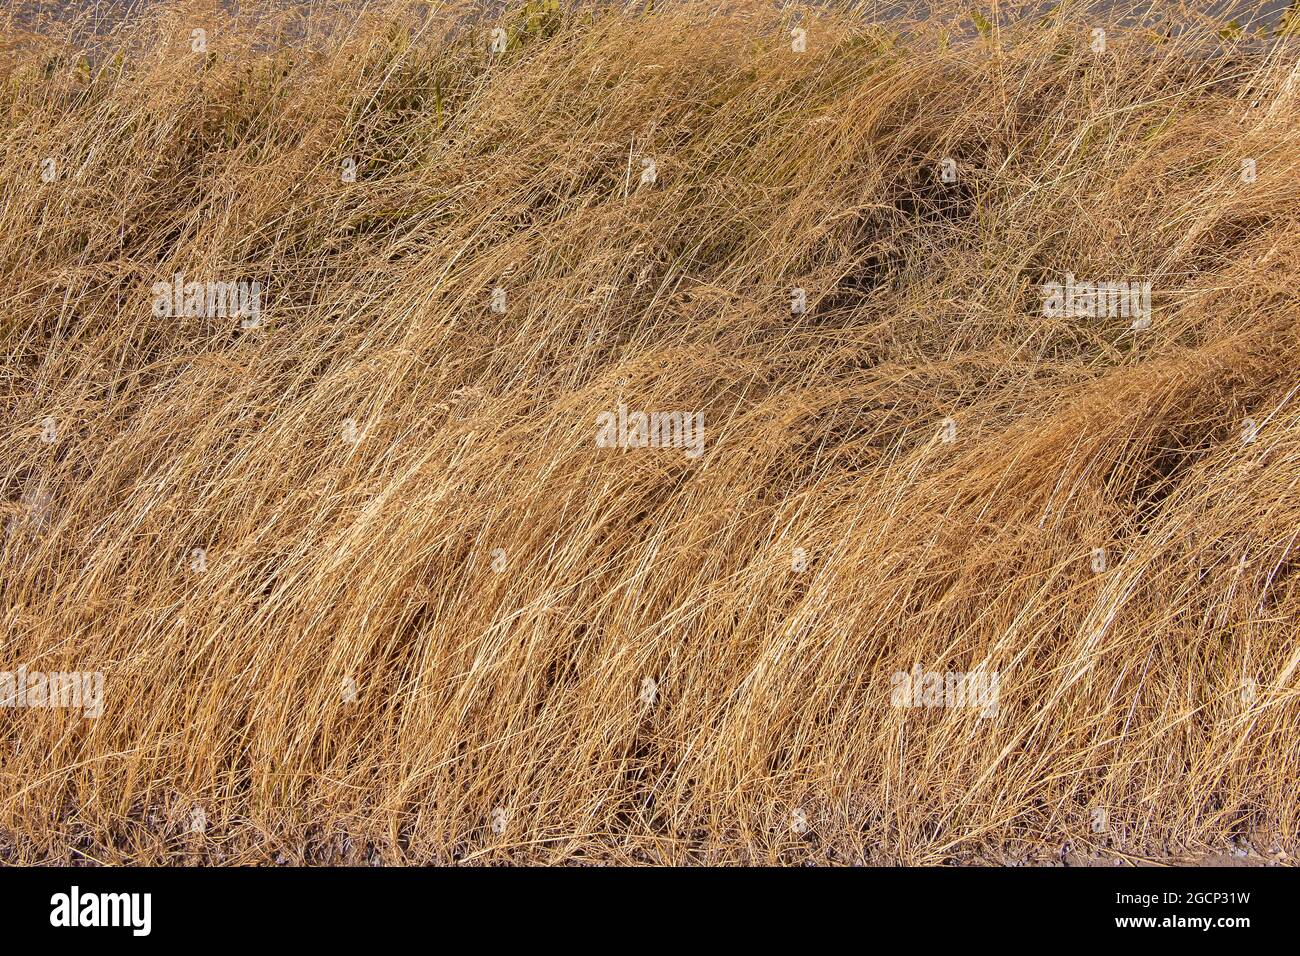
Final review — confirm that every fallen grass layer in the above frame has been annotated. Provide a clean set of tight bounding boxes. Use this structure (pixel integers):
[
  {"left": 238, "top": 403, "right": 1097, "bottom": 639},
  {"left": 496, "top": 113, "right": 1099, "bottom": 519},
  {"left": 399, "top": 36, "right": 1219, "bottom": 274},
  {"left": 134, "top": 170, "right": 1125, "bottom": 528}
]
[{"left": 0, "top": 0, "right": 1298, "bottom": 865}]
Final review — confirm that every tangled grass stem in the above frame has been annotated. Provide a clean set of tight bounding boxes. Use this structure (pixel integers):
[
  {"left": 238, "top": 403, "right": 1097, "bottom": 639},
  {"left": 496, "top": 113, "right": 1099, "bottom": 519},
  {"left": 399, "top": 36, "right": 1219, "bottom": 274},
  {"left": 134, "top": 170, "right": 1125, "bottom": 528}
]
[{"left": 0, "top": 0, "right": 1297, "bottom": 865}]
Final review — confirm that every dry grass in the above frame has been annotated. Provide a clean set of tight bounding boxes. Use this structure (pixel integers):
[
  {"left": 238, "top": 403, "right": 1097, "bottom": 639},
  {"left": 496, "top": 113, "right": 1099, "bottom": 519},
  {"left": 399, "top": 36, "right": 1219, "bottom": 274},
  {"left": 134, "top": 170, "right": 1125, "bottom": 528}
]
[{"left": 0, "top": 0, "right": 1298, "bottom": 865}]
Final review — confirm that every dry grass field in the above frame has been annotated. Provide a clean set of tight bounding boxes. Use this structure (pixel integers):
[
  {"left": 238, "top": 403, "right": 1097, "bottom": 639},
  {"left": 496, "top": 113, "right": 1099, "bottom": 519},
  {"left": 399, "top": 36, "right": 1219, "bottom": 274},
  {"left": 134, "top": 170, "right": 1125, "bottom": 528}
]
[{"left": 1, "top": 0, "right": 1298, "bottom": 865}]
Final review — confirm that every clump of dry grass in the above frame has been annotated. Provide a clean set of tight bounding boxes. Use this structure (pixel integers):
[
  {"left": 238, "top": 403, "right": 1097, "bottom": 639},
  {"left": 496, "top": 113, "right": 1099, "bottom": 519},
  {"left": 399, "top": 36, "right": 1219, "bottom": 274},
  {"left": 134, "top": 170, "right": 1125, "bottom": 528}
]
[{"left": 0, "top": 0, "right": 1297, "bottom": 865}]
